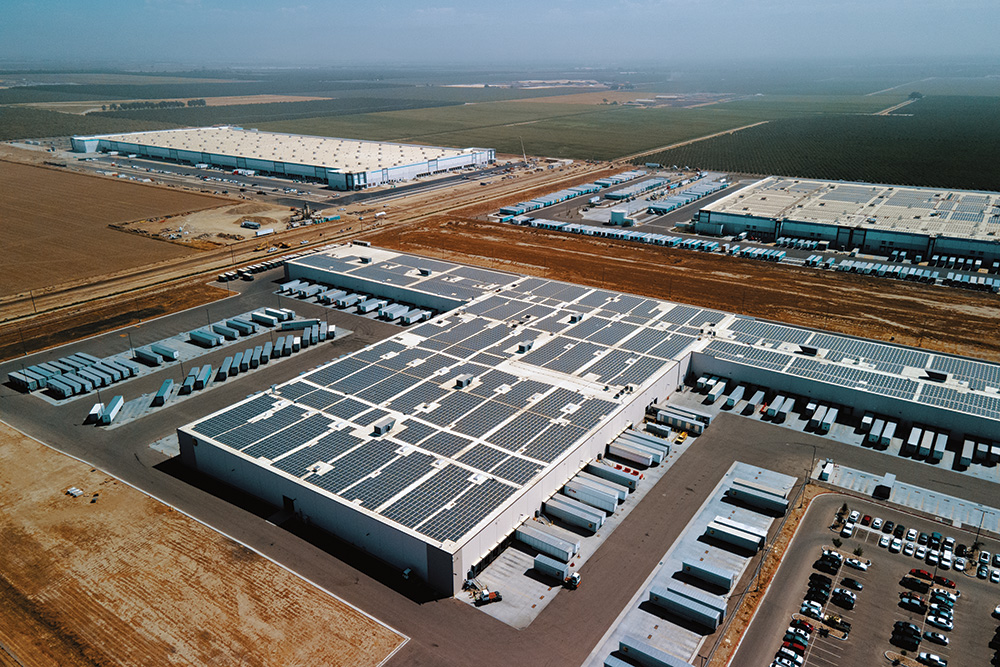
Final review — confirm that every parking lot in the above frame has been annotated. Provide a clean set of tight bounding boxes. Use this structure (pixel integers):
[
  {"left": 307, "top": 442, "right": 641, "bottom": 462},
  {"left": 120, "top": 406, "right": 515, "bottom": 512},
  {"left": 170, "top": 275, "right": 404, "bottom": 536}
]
[{"left": 735, "top": 494, "right": 1000, "bottom": 667}]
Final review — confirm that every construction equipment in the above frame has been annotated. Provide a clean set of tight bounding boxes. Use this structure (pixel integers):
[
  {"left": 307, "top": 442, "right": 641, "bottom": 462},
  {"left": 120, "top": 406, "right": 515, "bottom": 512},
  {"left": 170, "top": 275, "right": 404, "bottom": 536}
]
[{"left": 474, "top": 589, "right": 503, "bottom": 606}]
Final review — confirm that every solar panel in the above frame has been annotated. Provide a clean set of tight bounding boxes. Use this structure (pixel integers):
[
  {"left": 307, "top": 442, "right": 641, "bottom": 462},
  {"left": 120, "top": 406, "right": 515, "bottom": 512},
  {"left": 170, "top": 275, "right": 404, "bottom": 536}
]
[
  {"left": 487, "top": 412, "right": 553, "bottom": 451},
  {"left": 307, "top": 440, "right": 399, "bottom": 495},
  {"left": 530, "top": 388, "right": 579, "bottom": 418},
  {"left": 491, "top": 456, "right": 543, "bottom": 485},
  {"left": 423, "top": 391, "right": 484, "bottom": 427},
  {"left": 387, "top": 382, "right": 448, "bottom": 413},
  {"left": 297, "top": 388, "right": 343, "bottom": 410},
  {"left": 305, "top": 356, "right": 370, "bottom": 387},
  {"left": 342, "top": 452, "right": 436, "bottom": 509},
  {"left": 660, "top": 304, "right": 700, "bottom": 324},
  {"left": 614, "top": 355, "right": 668, "bottom": 386},
  {"left": 325, "top": 397, "right": 370, "bottom": 420},
  {"left": 453, "top": 400, "right": 519, "bottom": 439},
  {"left": 272, "top": 429, "right": 363, "bottom": 477},
  {"left": 354, "top": 408, "right": 390, "bottom": 427},
  {"left": 380, "top": 465, "right": 471, "bottom": 528},
  {"left": 495, "top": 379, "right": 553, "bottom": 408},
  {"left": 419, "top": 431, "right": 473, "bottom": 457},
  {"left": 355, "top": 373, "right": 423, "bottom": 405},
  {"left": 544, "top": 342, "right": 604, "bottom": 375},
  {"left": 193, "top": 394, "right": 277, "bottom": 438},
  {"left": 457, "top": 444, "right": 509, "bottom": 472},
  {"left": 649, "top": 334, "right": 695, "bottom": 360},
  {"left": 416, "top": 479, "right": 517, "bottom": 542},
  {"left": 392, "top": 420, "right": 436, "bottom": 445},
  {"left": 214, "top": 405, "right": 307, "bottom": 451},
  {"left": 330, "top": 365, "right": 395, "bottom": 395},
  {"left": 587, "top": 321, "right": 640, "bottom": 345},
  {"left": 620, "top": 328, "right": 673, "bottom": 354},
  {"left": 243, "top": 413, "right": 334, "bottom": 460},
  {"left": 275, "top": 381, "right": 316, "bottom": 400},
  {"left": 521, "top": 423, "right": 586, "bottom": 462}
]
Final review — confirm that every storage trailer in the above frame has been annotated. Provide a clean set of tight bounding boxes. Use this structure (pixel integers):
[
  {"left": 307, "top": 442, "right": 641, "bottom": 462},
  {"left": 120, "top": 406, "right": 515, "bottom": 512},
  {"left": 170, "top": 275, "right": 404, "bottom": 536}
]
[
  {"left": 543, "top": 496, "right": 604, "bottom": 532},
  {"left": 586, "top": 462, "right": 640, "bottom": 491},
  {"left": 150, "top": 343, "right": 179, "bottom": 361},
  {"left": 534, "top": 554, "right": 581, "bottom": 589},
  {"left": 562, "top": 480, "right": 617, "bottom": 514},
  {"left": 152, "top": 379, "right": 173, "bottom": 406},
  {"left": 100, "top": 396, "right": 124, "bottom": 425},
  {"left": 515, "top": 523, "right": 579, "bottom": 561}
]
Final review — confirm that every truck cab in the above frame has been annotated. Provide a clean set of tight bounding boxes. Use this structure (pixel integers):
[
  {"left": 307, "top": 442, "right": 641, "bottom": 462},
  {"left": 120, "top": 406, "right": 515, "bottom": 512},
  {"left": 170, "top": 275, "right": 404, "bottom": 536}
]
[{"left": 566, "top": 572, "right": 582, "bottom": 589}]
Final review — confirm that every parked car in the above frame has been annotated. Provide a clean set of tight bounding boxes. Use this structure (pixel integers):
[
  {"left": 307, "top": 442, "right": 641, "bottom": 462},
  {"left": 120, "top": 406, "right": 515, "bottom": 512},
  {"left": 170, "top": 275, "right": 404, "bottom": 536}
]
[
  {"left": 917, "top": 531, "right": 929, "bottom": 545},
  {"left": 879, "top": 535, "right": 891, "bottom": 548},
  {"left": 904, "top": 542, "right": 916, "bottom": 557},
  {"left": 872, "top": 517, "right": 883, "bottom": 530},
  {"left": 925, "top": 615, "right": 953, "bottom": 631},
  {"left": 917, "top": 652, "right": 947, "bottom": 666},
  {"left": 894, "top": 524, "right": 907, "bottom": 538},
  {"left": 841, "top": 577, "right": 863, "bottom": 591},
  {"left": 894, "top": 621, "right": 920, "bottom": 635},
  {"left": 882, "top": 521, "right": 895, "bottom": 534},
  {"left": 979, "top": 564, "right": 990, "bottom": 579},
  {"left": 900, "top": 595, "right": 927, "bottom": 613},
  {"left": 953, "top": 557, "right": 966, "bottom": 572},
  {"left": 980, "top": 550, "right": 992, "bottom": 565},
  {"left": 848, "top": 510, "right": 860, "bottom": 523},
  {"left": 991, "top": 569, "right": 1000, "bottom": 584},
  {"left": 861, "top": 514, "right": 872, "bottom": 526},
  {"left": 916, "top": 545, "right": 928, "bottom": 559},
  {"left": 845, "top": 558, "right": 869, "bottom": 571},
  {"left": 906, "top": 528, "right": 918, "bottom": 541},
  {"left": 890, "top": 538, "right": 903, "bottom": 553},
  {"left": 923, "top": 631, "right": 949, "bottom": 646},
  {"left": 809, "top": 573, "right": 832, "bottom": 586},
  {"left": 910, "top": 568, "right": 933, "bottom": 580},
  {"left": 933, "top": 575, "right": 956, "bottom": 589},
  {"left": 840, "top": 522, "right": 855, "bottom": 538},
  {"left": 791, "top": 618, "right": 814, "bottom": 633}
]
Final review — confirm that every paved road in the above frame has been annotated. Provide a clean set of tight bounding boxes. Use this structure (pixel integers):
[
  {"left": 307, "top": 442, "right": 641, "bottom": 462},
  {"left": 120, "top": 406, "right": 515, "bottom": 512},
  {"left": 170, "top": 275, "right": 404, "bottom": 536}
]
[{"left": 8, "top": 328, "right": 1000, "bottom": 667}]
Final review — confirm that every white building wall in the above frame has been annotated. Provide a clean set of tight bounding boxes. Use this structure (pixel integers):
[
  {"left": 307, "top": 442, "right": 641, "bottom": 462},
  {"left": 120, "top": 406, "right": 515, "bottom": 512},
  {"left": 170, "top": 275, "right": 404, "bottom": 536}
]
[
  {"left": 286, "top": 262, "right": 466, "bottom": 312},
  {"left": 177, "top": 428, "right": 446, "bottom": 587}
]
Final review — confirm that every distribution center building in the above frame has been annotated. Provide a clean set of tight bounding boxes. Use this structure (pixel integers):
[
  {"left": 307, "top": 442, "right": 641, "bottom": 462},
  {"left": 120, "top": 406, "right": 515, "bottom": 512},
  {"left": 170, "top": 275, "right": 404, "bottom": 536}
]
[
  {"left": 177, "top": 244, "right": 1000, "bottom": 595},
  {"left": 70, "top": 126, "right": 495, "bottom": 190},
  {"left": 696, "top": 176, "right": 1000, "bottom": 262}
]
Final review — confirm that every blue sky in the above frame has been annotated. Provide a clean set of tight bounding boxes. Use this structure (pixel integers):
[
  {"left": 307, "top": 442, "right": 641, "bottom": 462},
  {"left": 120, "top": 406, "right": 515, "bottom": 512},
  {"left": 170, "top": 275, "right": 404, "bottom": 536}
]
[{"left": 2, "top": 0, "right": 998, "bottom": 67}]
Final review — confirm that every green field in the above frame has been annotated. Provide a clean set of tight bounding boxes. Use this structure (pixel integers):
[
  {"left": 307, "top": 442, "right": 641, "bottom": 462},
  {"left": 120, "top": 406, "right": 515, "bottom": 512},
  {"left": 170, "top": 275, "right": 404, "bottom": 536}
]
[
  {"left": 633, "top": 96, "right": 1000, "bottom": 190},
  {"left": 0, "top": 106, "right": 173, "bottom": 141},
  {"left": 260, "top": 94, "right": 902, "bottom": 159}
]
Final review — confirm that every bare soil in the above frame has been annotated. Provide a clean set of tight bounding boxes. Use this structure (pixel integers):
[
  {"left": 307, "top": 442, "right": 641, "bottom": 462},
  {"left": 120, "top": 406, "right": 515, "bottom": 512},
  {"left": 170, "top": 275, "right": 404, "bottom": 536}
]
[
  {"left": 115, "top": 201, "right": 295, "bottom": 246},
  {"left": 0, "top": 423, "right": 405, "bottom": 667},
  {"left": 365, "top": 218, "right": 1000, "bottom": 362},
  {"left": 0, "top": 160, "right": 228, "bottom": 297}
]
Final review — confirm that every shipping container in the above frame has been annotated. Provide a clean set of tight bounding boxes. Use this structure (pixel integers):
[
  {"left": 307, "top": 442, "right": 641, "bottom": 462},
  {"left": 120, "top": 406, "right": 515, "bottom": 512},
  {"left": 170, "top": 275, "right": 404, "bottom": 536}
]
[
  {"left": 748, "top": 389, "right": 766, "bottom": 413},
  {"left": 919, "top": 429, "right": 935, "bottom": 457},
  {"left": 60, "top": 373, "right": 86, "bottom": 394},
  {"left": 608, "top": 442, "right": 654, "bottom": 467},
  {"left": 180, "top": 374, "right": 196, "bottom": 395},
  {"left": 229, "top": 352, "right": 242, "bottom": 377},
  {"left": 585, "top": 462, "right": 640, "bottom": 491},
  {"left": 725, "top": 384, "right": 745, "bottom": 408},
  {"left": 280, "top": 318, "right": 321, "bottom": 331},
  {"left": 576, "top": 471, "right": 629, "bottom": 501},
  {"left": 152, "top": 378, "right": 174, "bottom": 406},
  {"left": 195, "top": 366, "right": 213, "bottom": 390},
  {"left": 46, "top": 377, "right": 75, "bottom": 398},
  {"left": 87, "top": 403, "right": 104, "bottom": 423},
  {"left": 212, "top": 323, "right": 240, "bottom": 340},
  {"left": 150, "top": 343, "right": 179, "bottom": 361},
  {"left": 113, "top": 358, "right": 141, "bottom": 377},
  {"left": 766, "top": 395, "right": 785, "bottom": 418},
  {"left": 94, "top": 362, "right": 122, "bottom": 383},
  {"left": 292, "top": 337, "right": 301, "bottom": 352},
  {"left": 261, "top": 341, "right": 273, "bottom": 364},
  {"left": 880, "top": 421, "right": 896, "bottom": 447},
  {"left": 100, "top": 396, "right": 124, "bottom": 425},
  {"left": 682, "top": 557, "right": 737, "bottom": 592},
  {"left": 251, "top": 311, "right": 279, "bottom": 327},
  {"left": 820, "top": 407, "right": 837, "bottom": 433},
  {"left": 868, "top": 419, "right": 885, "bottom": 444},
  {"left": 860, "top": 411, "right": 875, "bottom": 433},
  {"left": 562, "top": 480, "right": 617, "bottom": 513},
  {"left": 534, "top": 554, "right": 571, "bottom": 583},
  {"left": 319, "top": 322, "right": 328, "bottom": 342},
  {"left": 706, "top": 381, "right": 726, "bottom": 405},
  {"left": 250, "top": 346, "right": 263, "bottom": 369},
  {"left": 226, "top": 318, "right": 257, "bottom": 336},
  {"left": 515, "top": 523, "right": 579, "bottom": 561},
  {"left": 543, "top": 495, "right": 604, "bottom": 532},
  {"left": 402, "top": 309, "right": 430, "bottom": 325},
  {"left": 239, "top": 349, "right": 252, "bottom": 372},
  {"left": 190, "top": 329, "right": 223, "bottom": 347},
  {"left": 8, "top": 371, "right": 38, "bottom": 392}
]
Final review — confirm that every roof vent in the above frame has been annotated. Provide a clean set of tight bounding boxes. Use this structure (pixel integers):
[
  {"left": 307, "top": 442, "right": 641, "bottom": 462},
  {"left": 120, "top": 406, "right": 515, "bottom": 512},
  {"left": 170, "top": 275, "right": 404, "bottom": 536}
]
[
  {"left": 372, "top": 416, "right": 395, "bottom": 436},
  {"left": 518, "top": 340, "right": 535, "bottom": 353},
  {"left": 418, "top": 267, "right": 432, "bottom": 276},
  {"left": 798, "top": 345, "right": 819, "bottom": 356},
  {"left": 925, "top": 369, "right": 950, "bottom": 383},
  {"left": 454, "top": 373, "right": 474, "bottom": 389},
  {"left": 569, "top": 313, "right": 583, "bottom": 323}
]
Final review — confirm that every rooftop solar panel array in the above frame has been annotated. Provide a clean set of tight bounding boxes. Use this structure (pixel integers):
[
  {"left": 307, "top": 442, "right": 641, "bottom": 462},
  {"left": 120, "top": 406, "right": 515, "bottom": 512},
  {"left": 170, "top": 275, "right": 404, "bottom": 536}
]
[{"left": 186, "top": 246, "right": 1000, "bottom": 551}]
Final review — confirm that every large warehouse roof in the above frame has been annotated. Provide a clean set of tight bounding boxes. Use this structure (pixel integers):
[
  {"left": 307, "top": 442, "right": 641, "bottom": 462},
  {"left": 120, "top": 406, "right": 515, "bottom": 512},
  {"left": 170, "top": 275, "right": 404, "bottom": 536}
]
[
  {"left": 183, "top": 251, "right": 699, "bottom": 552},
  {"left": 86, "top": 126, "right": 485, "bottom": 173},
  {"left": 703, "top": 177, "right": 1000, "bottom": 241},
  {"left": 180, "top": 244, "right": 1000, "bottom": 564}
]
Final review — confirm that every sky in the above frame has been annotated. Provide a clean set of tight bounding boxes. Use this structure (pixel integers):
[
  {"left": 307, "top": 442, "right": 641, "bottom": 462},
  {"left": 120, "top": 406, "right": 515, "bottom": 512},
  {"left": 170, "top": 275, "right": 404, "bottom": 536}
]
[{"left": 2, "top": 0, "right": 999, "bottom": 68}]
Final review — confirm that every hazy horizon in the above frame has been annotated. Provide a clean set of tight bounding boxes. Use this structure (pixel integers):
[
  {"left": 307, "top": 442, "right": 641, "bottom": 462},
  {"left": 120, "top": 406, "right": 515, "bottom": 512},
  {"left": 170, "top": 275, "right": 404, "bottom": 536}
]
[{"left": 3, "top": 0, "right": 999, "bottom": 70}]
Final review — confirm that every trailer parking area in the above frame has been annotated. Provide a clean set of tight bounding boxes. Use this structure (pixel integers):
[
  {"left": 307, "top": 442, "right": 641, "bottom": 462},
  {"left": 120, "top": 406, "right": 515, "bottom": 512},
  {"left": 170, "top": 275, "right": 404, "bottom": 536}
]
[{"left": 732, "top": 493, "right": 999, "bottom": 667}]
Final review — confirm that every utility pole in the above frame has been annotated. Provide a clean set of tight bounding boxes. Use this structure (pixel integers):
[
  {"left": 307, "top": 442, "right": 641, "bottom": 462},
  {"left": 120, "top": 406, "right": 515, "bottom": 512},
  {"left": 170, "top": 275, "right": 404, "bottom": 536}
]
[{"left": 518, "top": 136, "right": 527, "bottom": 166}]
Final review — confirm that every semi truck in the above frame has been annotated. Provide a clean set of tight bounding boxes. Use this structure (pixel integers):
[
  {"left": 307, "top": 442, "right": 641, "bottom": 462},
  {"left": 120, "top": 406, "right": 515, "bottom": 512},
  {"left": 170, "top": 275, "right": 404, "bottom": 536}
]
[{"left": 534, "top": 554, "right": 581, "bottom": 589}]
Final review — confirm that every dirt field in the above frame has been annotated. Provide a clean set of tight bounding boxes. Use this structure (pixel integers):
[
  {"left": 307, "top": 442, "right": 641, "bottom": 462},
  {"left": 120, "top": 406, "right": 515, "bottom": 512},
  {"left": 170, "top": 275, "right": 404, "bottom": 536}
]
[
  {"left": 116, "top": 201, "right": 297, "bottom": 245},
  {"left": 0, "top": 161, "right": 228, "bottom": 297},
  {"left": 365, "top": 219, "right": 1000, "bottom": 363},
  {"left": 0, "top": 423, "right": 405, "bottom": 667}
]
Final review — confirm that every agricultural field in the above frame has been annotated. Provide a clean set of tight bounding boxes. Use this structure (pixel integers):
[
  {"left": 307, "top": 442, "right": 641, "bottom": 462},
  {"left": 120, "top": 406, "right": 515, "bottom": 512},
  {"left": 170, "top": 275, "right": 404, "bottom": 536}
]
[
  {"left": 0, "top": 105, "right": 172, "bottom": 141},
  {"left": 634, "top": 96, "right": 1000, "bottom": 190},
  {"left": 262, "top": 94, "right": 903, "bottom": 160},
  {"left": 0, "top": 160, "right": 226, "bottom": 297}
]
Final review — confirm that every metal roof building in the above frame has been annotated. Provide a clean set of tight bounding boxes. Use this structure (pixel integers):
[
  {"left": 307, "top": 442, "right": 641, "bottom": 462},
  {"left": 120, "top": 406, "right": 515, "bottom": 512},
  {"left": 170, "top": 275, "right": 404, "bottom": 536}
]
[
  {"left": 696, "top": 176, "right": 1000, "bottom": 261},
  {"left": 178, "top": 244, "right": 1000, "bottom": 595},
  {"left": 70, "top": 126, "right": 494, "bottom": 190}
]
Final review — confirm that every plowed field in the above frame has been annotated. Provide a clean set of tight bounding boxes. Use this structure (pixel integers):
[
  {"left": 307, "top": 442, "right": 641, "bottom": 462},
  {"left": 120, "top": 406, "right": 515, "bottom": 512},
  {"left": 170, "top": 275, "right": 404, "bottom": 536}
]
[
  {"left": 0, "top": 161, "right": 227, "bottom": 297},
  {"left": 367, "top": 219, "right": 1000, "bottom": 363},
  {"left": 0, "top": 423, "right": 405, "bottom": 667}
]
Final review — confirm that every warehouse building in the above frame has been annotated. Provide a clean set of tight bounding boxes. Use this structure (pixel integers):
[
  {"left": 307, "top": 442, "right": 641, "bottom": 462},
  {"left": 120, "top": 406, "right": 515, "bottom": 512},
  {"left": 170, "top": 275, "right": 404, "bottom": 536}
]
[
  {"left": 177, "top": 244, "right": 1000, "bottom": 595},
  {"left": 71, "top": 126, "right": 494, "bottom": 190},
  {"left": 696, "top": 177, "right": 1000, "bottom": 262}
]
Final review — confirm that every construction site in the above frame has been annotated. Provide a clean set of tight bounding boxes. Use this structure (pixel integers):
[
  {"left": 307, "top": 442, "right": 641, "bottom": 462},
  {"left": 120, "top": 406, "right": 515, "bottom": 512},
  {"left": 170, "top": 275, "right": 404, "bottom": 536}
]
[{"left": 4, "top": 119, "right": 1000, "bottom": 667}]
